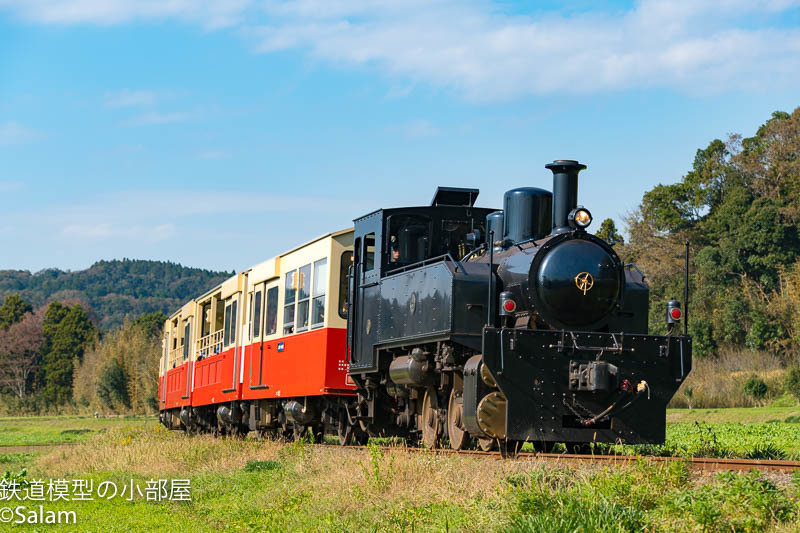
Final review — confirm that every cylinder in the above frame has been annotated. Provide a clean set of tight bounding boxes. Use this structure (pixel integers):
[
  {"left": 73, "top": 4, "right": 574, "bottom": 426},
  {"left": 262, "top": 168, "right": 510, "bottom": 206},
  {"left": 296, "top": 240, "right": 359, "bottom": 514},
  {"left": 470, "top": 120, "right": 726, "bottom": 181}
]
[
  {"left": 216, "top": 405, "right": 234, "bottom": 425},
  {"left": 546, "top": 159, "right": 586, "bottom": 234},
  {"left": 502, "top": 188, "right": 552, "bottom": 244},
  {"left": 486, "top": 211, "right": 504, "bottom": 247},
  {"left": 283, "top": 400, "right": 314, "bottom": 425},
  {"left": 179, "top": 407, "right": 191, "bottom": 429},
  {"left": 388, "top": 355, "right": 431, "bottom": 386}
]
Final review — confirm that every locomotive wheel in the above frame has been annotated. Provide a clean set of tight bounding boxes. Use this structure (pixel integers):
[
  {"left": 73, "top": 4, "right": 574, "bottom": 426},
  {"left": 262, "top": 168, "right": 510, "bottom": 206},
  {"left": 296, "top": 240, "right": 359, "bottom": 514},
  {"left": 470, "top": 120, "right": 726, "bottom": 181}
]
[
  {"left": 447, "top": 388, "right": 469, "bottom": 450},
  {"left": 311, "top": 425, "right": 324, "bottom": 444},
  {"left": 293, "top": 425, "right": 308, "bottom": 441},
  {"left": 337, "top": 410, "right": 354, "bottom": 446},
  {"left": 478, "top": 437, "right": 496, "bottom": 451},
  {"left": 231, "top": 425, "right": 248, "bottom": 439},
  {"left": 421, "top": 388, "right": 441, "bottom": 449}
]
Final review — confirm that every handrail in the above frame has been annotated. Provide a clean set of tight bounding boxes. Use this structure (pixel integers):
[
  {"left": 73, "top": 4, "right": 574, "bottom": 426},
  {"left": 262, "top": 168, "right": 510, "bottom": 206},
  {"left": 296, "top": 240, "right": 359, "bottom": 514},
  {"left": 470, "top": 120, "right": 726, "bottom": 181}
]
[
  {"left": 387, "top": 253, "right": 465, "bottom": 275},
  {"left": 196, "top": 330, "right": 224, "bottom": 359},
  {"left": 168, "top": 347, "right": 183, "bottom": 367}
]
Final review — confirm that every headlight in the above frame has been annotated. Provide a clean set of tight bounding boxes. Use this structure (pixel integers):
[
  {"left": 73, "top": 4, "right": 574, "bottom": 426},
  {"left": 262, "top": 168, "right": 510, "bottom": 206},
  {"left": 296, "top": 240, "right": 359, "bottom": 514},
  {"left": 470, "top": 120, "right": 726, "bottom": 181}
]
[{"left": 568, "top": 207, "right": 593, "bottom": 229}]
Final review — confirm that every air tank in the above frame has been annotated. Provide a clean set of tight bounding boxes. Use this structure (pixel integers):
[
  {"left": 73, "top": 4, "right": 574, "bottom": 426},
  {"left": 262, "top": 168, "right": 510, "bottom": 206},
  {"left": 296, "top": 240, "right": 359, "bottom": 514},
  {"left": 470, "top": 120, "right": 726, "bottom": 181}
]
[
  {"left": 502, "top": 188, "right": 552, "bottom": 245},
  {"left": 486, "top": 211, "right": 504, "bottom": 247}
]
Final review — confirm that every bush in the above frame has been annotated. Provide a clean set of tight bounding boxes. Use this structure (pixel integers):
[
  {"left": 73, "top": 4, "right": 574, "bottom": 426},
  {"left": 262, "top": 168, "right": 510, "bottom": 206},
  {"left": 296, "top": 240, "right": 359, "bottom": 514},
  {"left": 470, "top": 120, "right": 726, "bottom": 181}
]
[
  {"left": 785, "top": 367, "right": 800, "bottom": 401},
  {"left": 689, "top": 317, "right": 716, "bottom": 357},
  {"left": 244, "top": 460, "right": 282, "bottom": 472},
  {"left": 744, "top": 375, "right": 768, "bottom": 399},
  {"left": 97, "top": 358, "right": 130, "bottom": 409}
]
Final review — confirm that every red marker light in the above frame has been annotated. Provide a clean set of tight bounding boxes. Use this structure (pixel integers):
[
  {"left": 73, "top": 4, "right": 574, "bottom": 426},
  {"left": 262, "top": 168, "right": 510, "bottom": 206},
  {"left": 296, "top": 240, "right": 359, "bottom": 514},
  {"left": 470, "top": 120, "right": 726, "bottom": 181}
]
[
  {"left": 670, "top": 308, "right": 682, "bottom": 320},
  {"left": 503, "top": 300, "right": 516, "bottom": 313}
]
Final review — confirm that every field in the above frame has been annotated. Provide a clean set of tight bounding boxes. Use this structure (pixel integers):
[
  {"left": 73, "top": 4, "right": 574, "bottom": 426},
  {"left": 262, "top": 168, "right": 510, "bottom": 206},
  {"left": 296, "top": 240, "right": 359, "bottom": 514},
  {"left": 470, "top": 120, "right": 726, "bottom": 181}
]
[
  {"left": 0, "top": 416, "right": 152, "bottom": 447},
  {"left": 1, "top": 412, "right": 800, "bottom": 532}
]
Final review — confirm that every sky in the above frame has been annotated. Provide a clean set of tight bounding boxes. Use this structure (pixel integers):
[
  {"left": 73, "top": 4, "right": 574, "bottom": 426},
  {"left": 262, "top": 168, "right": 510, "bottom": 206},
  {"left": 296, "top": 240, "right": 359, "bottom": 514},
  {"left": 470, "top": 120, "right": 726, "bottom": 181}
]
[{"left": 1, "top": 0, "right": 799, "bottom": 273}]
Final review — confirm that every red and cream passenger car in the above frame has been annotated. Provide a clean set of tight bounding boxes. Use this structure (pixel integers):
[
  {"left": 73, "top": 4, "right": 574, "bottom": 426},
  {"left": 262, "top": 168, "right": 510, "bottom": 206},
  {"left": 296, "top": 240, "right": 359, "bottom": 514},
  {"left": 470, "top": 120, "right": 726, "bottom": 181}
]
[{"left": 158, "top": 229, "right": 357, "bottom": 439}]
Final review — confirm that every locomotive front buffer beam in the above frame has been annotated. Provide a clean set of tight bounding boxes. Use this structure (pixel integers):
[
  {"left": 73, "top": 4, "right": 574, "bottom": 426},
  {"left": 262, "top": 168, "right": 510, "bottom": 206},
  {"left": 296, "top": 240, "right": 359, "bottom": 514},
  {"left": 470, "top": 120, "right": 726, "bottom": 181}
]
[{"left": 473, "top": 328, "right": 692, "bottom": 444}]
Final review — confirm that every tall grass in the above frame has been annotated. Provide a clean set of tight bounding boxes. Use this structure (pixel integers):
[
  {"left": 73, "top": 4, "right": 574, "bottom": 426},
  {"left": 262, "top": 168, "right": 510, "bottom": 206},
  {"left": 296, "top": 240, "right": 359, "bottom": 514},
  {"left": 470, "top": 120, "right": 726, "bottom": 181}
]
[{"left": 670, "top": 347, "right": 797, "bottom": 408}]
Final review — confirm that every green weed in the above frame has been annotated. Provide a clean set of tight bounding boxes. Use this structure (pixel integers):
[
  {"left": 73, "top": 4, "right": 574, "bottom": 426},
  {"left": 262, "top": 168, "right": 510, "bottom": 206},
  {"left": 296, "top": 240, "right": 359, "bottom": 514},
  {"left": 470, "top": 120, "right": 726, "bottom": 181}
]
[
  {"left": 358, "top": 442, "right": 395, "bottom": 491},
  {"left": 244, "top": 460, "right": 282, "bottom": 472}
]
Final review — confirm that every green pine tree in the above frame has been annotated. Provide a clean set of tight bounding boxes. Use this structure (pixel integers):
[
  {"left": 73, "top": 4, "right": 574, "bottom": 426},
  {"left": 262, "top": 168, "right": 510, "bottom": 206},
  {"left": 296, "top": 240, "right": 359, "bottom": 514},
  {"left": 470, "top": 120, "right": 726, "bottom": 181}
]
[{"left": 40, "top": 302, "right": 96, "bottom": 406}]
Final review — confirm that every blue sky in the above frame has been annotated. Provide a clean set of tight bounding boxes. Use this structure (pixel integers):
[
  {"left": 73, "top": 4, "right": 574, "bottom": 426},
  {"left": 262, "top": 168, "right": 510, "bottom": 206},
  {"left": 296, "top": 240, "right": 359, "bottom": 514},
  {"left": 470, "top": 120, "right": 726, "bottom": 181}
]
[{"left": 1, "top": 0, "right": 799, "bottom": 273}]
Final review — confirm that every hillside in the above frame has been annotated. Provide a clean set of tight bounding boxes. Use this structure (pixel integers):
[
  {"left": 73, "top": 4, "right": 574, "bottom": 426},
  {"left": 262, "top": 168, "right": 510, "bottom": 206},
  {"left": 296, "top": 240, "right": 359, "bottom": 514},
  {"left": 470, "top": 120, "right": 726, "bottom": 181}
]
[{"left": 0, "top": 259, "right": 233, "bottom": 329}]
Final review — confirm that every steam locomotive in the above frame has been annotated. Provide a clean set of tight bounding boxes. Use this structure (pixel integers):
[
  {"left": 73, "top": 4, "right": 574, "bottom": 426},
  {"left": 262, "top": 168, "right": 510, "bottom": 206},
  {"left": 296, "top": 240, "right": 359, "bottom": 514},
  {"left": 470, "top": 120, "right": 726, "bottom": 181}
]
[
  {"left": 158, "top": 159, "right": 691, "bottom": 454},
  {"left": 343, "top": 159, "right": 691, "bottom": 453}
]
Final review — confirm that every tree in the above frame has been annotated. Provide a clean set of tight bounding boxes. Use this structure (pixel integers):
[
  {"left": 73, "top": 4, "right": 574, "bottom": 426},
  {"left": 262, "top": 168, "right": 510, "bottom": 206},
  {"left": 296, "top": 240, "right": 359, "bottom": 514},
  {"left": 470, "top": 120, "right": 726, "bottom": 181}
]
[
  {"left": 736, "top": 109, "right": 800, "bottom": 221},
  {"left": 40, "top": 301, "right": 96, "bottom": 406},
  {"left": 0, "top": 294, "right": 32, "bottom": 330},
  {"left": 0, "top": 309, "right": 45, "bottom": 398},
  {"left": 74, "top": 312, "right": 163, "bottom": 413},
  {"left": 97, "top": 357, "right": 130, "bottom": 409},
  {"left": 595, "top": 218, "right": 624, "bottom": 245},
  {"left": 624, "top": 107, "right": 800, "bottom": 357},
  {"left": 132, "top": 311, "right": 167, "bottom": 339}
]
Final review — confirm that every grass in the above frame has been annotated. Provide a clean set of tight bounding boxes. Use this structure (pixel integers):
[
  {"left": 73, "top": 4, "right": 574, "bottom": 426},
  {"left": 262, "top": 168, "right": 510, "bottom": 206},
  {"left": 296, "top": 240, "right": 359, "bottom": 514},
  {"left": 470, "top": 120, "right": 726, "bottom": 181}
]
[
  {"left": 3, "top": 423, "right": 800, "bottom": 532},
  {"left": 594, "top": 422, "right": 800, "bottom": 460},
  {"left": 0, "top": 415, "right": 153, "bottom": 446},
  {"left": 667, "top": 406, "right": 800, "bottom": 424},
  {"left": 3, "top": 412, "right": 800, "bottom": 531}
]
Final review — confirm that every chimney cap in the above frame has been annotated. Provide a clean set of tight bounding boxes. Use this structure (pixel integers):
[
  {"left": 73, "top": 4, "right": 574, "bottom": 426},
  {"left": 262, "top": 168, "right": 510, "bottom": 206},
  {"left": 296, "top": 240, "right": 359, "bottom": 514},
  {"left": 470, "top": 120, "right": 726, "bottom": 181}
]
[{"left": 545, "top": 160, "right": 586, "bottom": 171}]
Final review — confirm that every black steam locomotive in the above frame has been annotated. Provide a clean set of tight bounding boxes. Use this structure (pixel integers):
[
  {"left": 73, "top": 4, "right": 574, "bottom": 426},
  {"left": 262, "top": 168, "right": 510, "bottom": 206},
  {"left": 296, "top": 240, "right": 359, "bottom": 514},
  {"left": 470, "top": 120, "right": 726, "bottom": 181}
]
[{"left": 343, "top": 160, "right": 692, "bottom": 453}]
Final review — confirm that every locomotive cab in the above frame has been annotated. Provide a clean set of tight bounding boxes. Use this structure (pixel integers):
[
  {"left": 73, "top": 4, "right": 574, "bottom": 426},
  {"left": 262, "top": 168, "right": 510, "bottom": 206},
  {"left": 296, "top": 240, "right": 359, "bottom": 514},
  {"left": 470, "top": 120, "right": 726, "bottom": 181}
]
[{"left": 347, "top": 190, "right": 497, "bottom": 374}]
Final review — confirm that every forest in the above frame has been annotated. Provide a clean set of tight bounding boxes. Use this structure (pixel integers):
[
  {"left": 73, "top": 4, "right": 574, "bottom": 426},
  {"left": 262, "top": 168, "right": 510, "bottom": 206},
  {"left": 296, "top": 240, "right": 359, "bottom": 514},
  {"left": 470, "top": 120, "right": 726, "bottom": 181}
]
[
  {"left": 1, "top": 106, "right": 799, "bottom": 414},
  {"left": 0, "top": 259, "right": 232, "bottom": 329}
]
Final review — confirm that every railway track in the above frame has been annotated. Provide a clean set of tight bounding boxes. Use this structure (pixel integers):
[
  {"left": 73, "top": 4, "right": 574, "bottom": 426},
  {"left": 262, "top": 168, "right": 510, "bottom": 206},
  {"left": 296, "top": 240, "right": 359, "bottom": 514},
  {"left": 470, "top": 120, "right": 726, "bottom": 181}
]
[{"left": 319, "top": 444, "right": 800, "bottom": 474}]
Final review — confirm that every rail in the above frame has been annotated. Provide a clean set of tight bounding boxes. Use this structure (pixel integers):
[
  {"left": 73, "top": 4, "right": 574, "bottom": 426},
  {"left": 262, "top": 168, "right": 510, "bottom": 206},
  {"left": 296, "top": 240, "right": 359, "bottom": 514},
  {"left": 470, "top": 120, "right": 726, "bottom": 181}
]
[{"left": 317, "top": 444, "right": 800, "bottom": 474}]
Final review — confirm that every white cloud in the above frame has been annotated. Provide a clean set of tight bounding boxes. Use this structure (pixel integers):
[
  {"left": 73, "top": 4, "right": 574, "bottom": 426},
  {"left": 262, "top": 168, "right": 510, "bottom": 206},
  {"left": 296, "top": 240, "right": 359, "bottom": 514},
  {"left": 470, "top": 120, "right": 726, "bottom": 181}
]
[
  {"left": 247, "top": 0, "right": 800, "bottom": 99},
  {"left": 197, "top": 149, "right": 230, "bottom": 160},
  {"left": 389, "top": 119, "right": 439, "bottom": 138},
  {"left": 0, "top": 121, "right": 41, "bottom": 145},
  {"left": 7, "top": 188, "right": 342, "bottom": 248},
  {"left": 2, "top": 0, "right": 800, "bottom": 98},
  {"left": 0, "top": 0, "right": 253, "bottom": 28},
  {"left": 39, "top": 189, "right": 343, "bottom": 222},
  {"left": 61, "top": 223, "right": 176, "bottom": 242},
  {"left": 123, "top": 111, "right": 192, "bottom": 126},
  {"left": 105, "top": 89, "right": 156, "bottom": 108}
]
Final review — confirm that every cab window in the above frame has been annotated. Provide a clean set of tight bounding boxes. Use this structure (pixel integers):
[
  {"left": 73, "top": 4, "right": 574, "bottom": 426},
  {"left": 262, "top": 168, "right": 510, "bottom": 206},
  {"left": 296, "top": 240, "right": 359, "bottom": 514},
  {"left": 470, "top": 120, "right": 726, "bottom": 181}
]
[
  {"left": 388, "top": 215, "right": 430, "bottom": 266},
  {"left": 364, "top": 233, "right": 375, "bottom": 271},
  {"left": 338, "top": 251, "right": 353, "bottom": 319},
  {"left": 440, "top": 219, "right": 482, "bottom": 260}
]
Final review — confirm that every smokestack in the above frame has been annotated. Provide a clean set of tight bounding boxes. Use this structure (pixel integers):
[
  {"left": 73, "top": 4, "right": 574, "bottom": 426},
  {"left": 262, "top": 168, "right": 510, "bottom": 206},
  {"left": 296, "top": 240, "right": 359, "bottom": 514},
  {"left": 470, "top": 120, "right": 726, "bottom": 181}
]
[{"left": 545, "top": 159, "right": 586, "bottom": 234}]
